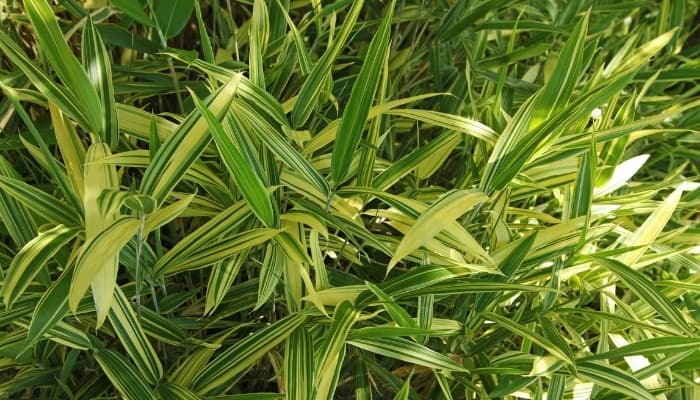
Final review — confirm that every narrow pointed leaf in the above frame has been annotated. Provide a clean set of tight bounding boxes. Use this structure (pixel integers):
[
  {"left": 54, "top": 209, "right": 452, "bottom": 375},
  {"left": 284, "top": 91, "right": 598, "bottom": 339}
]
[
  {"left": 69, "top": 217, "right": 142, "bottom": 313},
  {"left": 107, "top": 286, "right": 163, "bottom": 384},
  {"left": 153, "top": 200, "right": 252, "bottom": 275},
  {"left": 285, "top": 327, "right": 314, "bottom": 400},
  {"left": 192, "top": 94, "right": 277, "bottom": 227},
  {"left": 591, "top": 256, "right": 693, "bottom": 335},
  {"left": 94, "top": 348, "right": 157, "bottom": 400},
  {"left": 141, "top": 75, "right": 240, "bottom": 205},
  {"left": 249, "top": 0, "right": 269, "bottom": 88},
  {"left": 0, "top": 32, "right": 92, "bottom": 131},
  {"left": 331, "top": 1, "right": 394, "bottom": 185},
  {"left": 291, "top": 0, "right": 364, "bottom": 127},
  {"left": 157, "top": 382, "right": 201, "bottom": 400},
  {"left": 581, "top": 337, "right": 700, "bottom": 361},
  {"left": 233, "top": 104, "right": 330, "bottom": 196},
  {"left": 576, "top": 361, "right": 655, "bottom": 400},
  {"left": 1, "top": 225, "right": 79, "bottom": 308},
  {"left": 49, "top": 103, "right": 85, "bottom": 199},
  {"left": 616, "top": 184, "right": 685, "bottom": 267},
  {"left": 82, "top": 16, "right": 119, "bottom": 148},
  {"left": 24, "top": 0, "right": 103, "bottom": 133},
  {"left": 529, "top": 14, "right": 589, "bottom": 130},
  {"left": 156, "top": 228, "right": 280, "bottom": 276},
  {"left": 143, "top": 194, "right": 194, "bottom": 236},
  {"left": 20, "top": 268, "right": 72, "bottom": 353},
  {"left": 388, "top": 189, "right": 488, "bottom": 271},
  {"left": 205, "top": 252, "right": 248, "bottom": 315},
  {"left": 483, "top": 312, "right": 573, "bottom": 364},
  {"left": 314, "top": 301, "right": 359, "bottom": 400},
  {"left": 348, "top": 336, "right": 468, "bottom": 372},
  {"left": 192, "top": 313, "right": 307, "bottom": 395},
  {"left": 84, "top": 143, "right": 120, "bottom": 328}
]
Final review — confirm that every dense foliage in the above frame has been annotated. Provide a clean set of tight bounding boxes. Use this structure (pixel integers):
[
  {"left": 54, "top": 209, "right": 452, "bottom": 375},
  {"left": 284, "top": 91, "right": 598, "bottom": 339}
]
[{"left": 1, "top": 0, "right": 699, "bottom": 398}]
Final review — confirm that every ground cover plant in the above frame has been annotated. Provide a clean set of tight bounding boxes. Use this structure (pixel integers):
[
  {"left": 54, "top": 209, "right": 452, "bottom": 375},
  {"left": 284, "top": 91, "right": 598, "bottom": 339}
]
[{"left": 0, "top": 0, "right": 699, "bottom": 398}]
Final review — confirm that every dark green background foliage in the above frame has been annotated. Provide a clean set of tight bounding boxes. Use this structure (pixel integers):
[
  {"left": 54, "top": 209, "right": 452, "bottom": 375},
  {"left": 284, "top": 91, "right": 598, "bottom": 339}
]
[{"left": 0, "top": 0, "right": 699, "bottom": 399}]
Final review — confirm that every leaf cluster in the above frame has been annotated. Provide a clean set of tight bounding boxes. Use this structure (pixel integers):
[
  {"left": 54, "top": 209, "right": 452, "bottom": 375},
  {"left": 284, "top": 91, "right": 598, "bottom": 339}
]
[{"left": 0, "top": 0, "right": 699, "bottom": 399}]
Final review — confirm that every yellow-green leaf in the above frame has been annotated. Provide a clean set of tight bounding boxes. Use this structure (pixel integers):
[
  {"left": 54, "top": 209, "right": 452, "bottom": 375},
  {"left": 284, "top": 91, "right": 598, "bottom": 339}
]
[
  {"left": 388, "top": 189, "right": 488, "bottom": 272},
  {"left": 69, "top": 217, "right": 142, "bottom": 313},
  {"left": 107, "top": 286, "right": 163, "bottom": 384},
  {"left": 1, "top": 225, "right": 79, "bottom": 308}
]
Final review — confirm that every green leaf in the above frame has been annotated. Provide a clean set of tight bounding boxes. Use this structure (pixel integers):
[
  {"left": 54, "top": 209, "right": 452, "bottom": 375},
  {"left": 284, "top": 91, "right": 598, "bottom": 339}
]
[
  {"left": 437, "top": 0, "right": 514, "bottom": 40},
  {"left": 371, "top": 132, "right": 461, "bottom": 191},
  {"left": 355, "top": 265, "right": 523, "bottom": 307},
  {"left": 110, "top": 0, "right": 155, "bottom": 28},
  {"left": 570, "top": 146, "right": 595, "bottom": 220},
  {"left": 141, "top": 75, "right": 240, "bottom": 205},
  {"left": 483, "top": 312, "right": 573, "bottom": 365},
  {"left": 331, "top": 0, "right": 394, "bottom": 186},
  {"left": 257, "top": 242, "right": 285, "bottom": 310},
  {"left": 3, "top": 90, "right": 84, "bottom": 212},
  {"left": 191, "top": 93, "right": 277, "bottom": 227},
  {"left": 473, "top": 231, "right": 537, "bottom": 315},
  {"left": 285, "top": 327, "right": 314, "bottom": 400},
  {"left": 0, "top": 34, "right": 92, "bottom": 131},
  {"left": 152, "top": 200, "right": 252, "bottom": 275},
  {"left": 49, "top": 103, "right": 85, "bottom": 200},
  {"left": 591, "top": 256, "right": 693, "bottom": 335},
  {"left": 274, "top": 230, "right": 325, "bottom": 312},
  {"left": 529, "top": 14, "right": 589, "bottom": 131},
  {"left": 576, "top": 360, "right": 655, "bottom": 400},
  {"left": 95, "top": 348, "right": 157, "bottom": 400},
  {"left": 1, "top": 225, "right": 80, "bottom": 308},
  {"left": 547, "top": 375, "right": 566, "bottom": 400},
  {"left": 314, "top": 301, "right": 359, "bottom": 399},
  {"left": 348, "top": 326, "right": 442, "bottom": 340},
  {"left": 47, "top": 321, "right": 92, "bottom": 350},
  {"left": 481, "top": 25, "right": 676, "bottom": 194},
  {"left": 305, "top": 93, "right": 443, "bottom": 155},
  {"left": 348, "top": 336, "right": 468, "bottom": 372},
  {"left": 365, "top": 283, "right": 418, "bottom": 330},
  {"left": 388, "top": 189, "right": 488, "bottom": 272},
  {"left": 192, "top": 1, "right": 214, "bottom": 63},
  {"left": 386, "top": 108, "right": 498, "bottom": 144},
  {"left": 139, "top": 307, "right": 188, "bottom": 345},
  {"left": 274, "top": 0, "right": 311, "bottom": 74},
  {"left": 581, "top": 337, "right": 700, "bottom": 361},
  {"left": 249, "top": 0, "right": 269, "bottom": 88},
  {"left": 616, "top": 184, "right": 685, "bottom": 267},
  {"left": 82, "top": 16, "right": 119, "bottom": 149},
  {"left": 232, "top": 103, "right": 330, "bottom": 196},
  {"left": 157, "top": 382, "right": 201, "bottom": 400},
  {"left": 97, "top": 23, "right": 160, "bottom": 53},
  {"left": 83, "top": 143, "right": 120, "bottom": 328},
  {"left": 156, "top": 228, "right": 280, "bottom": 276},
  {"left": 107, "top": 286, "right": 163, "bottom": 384},
  {"left": 20, "top": 267, "right": 73, "bottom": 353},
  {"left": 0, "top": 158, "right": 37, "bottom": 248},
  {"left": 205, "top": 252, "right": 248, "bottom": 315},
  {"left": 69, "top": 217, "right": 142, "bottom": 313},
  {"left": 143, "top": 195, "right": 193, "bottom": 236},
  {"left": 192, "top": 313, "right": 307, "bottom": 395},
  {"left": 23, "top": 0, "right": 103, "bottom": 134},
  {"left": 291, "top": 0, "right": 364, "bottom": 127},
  {"left": 154, "top": 0, "right": 195, "bottom": 39}
]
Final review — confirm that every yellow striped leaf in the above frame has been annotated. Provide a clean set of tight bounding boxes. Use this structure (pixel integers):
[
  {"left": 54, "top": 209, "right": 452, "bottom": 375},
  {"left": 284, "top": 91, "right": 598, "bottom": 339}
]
[
  {"left": 388, "top": 189, "right": 488, "bottom": 272},
  {"left": 69, "top": 217, "right": 142, "bottom": 313},
  {"left": 107, "top": 286, "right": 163, "bottom": 384}
]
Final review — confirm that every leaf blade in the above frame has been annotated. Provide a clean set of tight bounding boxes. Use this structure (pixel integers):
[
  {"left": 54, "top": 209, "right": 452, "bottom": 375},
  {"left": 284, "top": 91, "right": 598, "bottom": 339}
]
[{"left": 331, "top": 1, "right": 394, "bottom": 186}]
